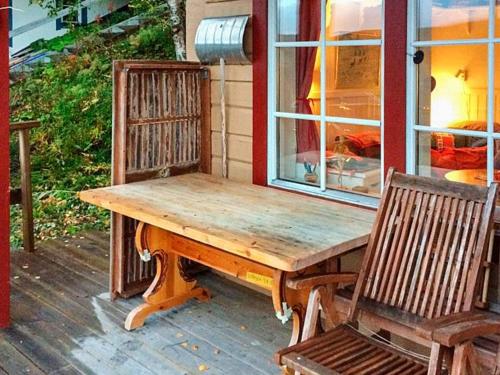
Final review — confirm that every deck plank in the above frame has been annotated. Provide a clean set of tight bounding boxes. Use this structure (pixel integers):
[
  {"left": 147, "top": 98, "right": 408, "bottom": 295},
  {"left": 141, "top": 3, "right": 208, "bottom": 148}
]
[
  {"left": 5, "top": 231, "right": 288, "bottom": 375},
  {"left": 0, "top": 338, "right": 46, "bottom": 375}
]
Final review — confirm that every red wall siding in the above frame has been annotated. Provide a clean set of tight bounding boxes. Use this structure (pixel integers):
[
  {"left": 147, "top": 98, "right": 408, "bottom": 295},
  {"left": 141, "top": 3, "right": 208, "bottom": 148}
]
[
  {"left": 252, "top": 0, "right": 409, "bottom": 183},
  {"left": 0, "top": 0, "right": 10, "bottom": 328},
  {"left": 252, "top": 0, "right": 268, "bottom": 186},
  {"left": 383, "top": 1, "right": 408, "bottom": 175}
]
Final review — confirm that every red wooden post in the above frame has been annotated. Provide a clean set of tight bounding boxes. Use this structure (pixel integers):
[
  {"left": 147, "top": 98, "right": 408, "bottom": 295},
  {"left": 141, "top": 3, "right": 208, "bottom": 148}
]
[
  {"left": 0, "top": 0, "right": 10, "bottom": 328},
  {"left": 252, "top": 0, "right": 268, "bottom": 186},
  {"left": 383, "top": 0, "right": 408, "bottom": 175}
]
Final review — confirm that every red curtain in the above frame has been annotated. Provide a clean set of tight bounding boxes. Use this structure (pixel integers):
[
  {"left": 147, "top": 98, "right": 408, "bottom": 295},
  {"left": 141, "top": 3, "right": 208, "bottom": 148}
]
[{"left": 296, "top": 0, "right": 321, "bottom": 162}]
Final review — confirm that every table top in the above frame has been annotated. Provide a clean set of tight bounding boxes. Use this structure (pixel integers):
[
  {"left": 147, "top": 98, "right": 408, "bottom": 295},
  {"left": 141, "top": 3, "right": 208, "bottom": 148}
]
[{"left": 79, "top": 173, "right": 376, "bottom": 272}]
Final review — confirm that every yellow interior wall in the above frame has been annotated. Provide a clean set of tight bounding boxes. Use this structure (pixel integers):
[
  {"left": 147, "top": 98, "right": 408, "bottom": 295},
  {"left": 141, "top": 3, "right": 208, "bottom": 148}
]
[{"left": 429, "top": 19, "right": 490, "bottom": 127}]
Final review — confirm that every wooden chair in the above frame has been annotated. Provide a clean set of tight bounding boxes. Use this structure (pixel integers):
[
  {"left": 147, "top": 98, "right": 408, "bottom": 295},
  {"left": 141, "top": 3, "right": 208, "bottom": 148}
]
[
  {"left": 9, "top": 121, "right": 39, "bottom": 253},
  {"left": 276, "top": 168, "right": 499, "bottom": 375}
]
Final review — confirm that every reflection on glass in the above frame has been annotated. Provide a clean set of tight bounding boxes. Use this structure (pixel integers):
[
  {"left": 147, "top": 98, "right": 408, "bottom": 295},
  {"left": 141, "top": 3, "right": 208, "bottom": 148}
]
[
  {"left": 326, "top": 123, "right": 381, "bottom": 196},
  {"left": 277, "top": 0, "right": 321, "bottom": 42},
  {"left": 415, "top": 45, "right": 487, "bottom": 127},
  {"left": 326, "top": 0, "right": 382, "bottom": 41},
  {"left": 277, "top": 47, "right": 321, "bottom": 114},
  {"left": 324, "top": 46, "right": 381, "bottom": 120},
  {"left": 417, "top": 0, "right": 489, "bottom": 41},
  {"left": 278, "top": 118, "right": 320, "bottom": 186},
  {"left": 417, "top": 131, "right": 489, "bottom": 186}
]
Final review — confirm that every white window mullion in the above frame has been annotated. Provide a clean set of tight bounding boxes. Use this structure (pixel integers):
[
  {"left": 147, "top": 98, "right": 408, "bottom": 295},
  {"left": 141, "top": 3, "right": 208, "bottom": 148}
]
[
  {"left": 406, "top": 0, "right": 417, "bottom": 174},
  {"left": 320, "top": 0, "right": 327, "bottom": 192},
  {"left": 487, "top": 0, "right": 495, "bottom": 185},
  {"left": 267, "top": 0, "right": 278, "bottom": 185}
]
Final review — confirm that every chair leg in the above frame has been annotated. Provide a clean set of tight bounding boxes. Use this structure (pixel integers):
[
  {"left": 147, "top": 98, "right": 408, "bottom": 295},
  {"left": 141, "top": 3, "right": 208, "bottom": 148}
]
[
  {"left": 301, "top": 286, "right": 323, "bottom": 341},
  {"left": 428, "top": 342, "right": 445, "bottom": 375},
  {"left": 450, "top": 343, "right": 470, "bottom": 375}
]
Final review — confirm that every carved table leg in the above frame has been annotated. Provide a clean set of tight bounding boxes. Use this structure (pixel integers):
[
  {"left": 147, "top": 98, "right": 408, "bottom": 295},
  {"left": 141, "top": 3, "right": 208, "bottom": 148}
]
[
  {"left": 124, "top": 223, "right": 210, "bottom": 331},
  {"left": 272, "top": 270, "right": 307, "bottom": 346},
  {"left": 272, "top": 260, "right": 333, "bottom": 346}
]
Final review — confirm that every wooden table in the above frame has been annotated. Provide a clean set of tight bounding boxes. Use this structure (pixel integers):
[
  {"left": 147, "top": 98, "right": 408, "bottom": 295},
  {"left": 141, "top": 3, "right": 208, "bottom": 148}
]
[{"left": 79, "top": 173, "right": 375, "bottom": 344}]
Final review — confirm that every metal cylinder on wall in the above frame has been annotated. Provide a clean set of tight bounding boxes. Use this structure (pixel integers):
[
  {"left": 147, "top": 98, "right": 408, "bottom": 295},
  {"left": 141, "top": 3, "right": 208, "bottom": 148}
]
[{"left": 194, "top": 15, "right": 252, "bottom": 179}]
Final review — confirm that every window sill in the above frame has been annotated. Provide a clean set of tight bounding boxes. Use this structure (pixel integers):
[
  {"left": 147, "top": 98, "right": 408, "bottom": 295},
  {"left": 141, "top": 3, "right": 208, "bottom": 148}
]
[{"left": 268, "top": 179, "right": 380, "bottom": 209}]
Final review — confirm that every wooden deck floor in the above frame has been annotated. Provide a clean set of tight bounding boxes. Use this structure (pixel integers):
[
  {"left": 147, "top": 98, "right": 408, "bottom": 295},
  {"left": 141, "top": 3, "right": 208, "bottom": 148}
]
[{"left": 1, "top": 232, "right": 290, "bottom": 375}]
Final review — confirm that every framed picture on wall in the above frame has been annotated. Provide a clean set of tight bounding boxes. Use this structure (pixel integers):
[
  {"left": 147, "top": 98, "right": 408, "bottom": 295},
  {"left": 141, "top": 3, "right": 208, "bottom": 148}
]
[{"left": 335, "top": 33, "right": 381, "bottom": 90}]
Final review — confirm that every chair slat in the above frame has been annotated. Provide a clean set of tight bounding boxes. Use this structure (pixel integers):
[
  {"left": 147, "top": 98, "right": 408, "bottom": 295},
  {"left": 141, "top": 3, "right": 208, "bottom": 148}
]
[
  {"left": 427, "top": 197, "right": 460, "bottom": 318},
  {"left": 435, "top": 199, "right": 468, "bottom": 317},
  {"left": 420, "top": 196, "right": 452, "bottom": 318},
  {"left": 445, "top": 200, "right": 476, "bottom": 315},
  {"left": 454, "top": 202, "right": 483, "bottom": 313},
  {"left": 397, "top": 192, "right": 430, "bottom": 309},
  {"left": 412, "top": 194, "right": 445, "bottom": 315},
  {"left": 370, "top": 187, "right": 404, "bottom": 299},
  {"left": 364, "top": 186, "right": 398, "bottom": 297},
  {"left": 384, "top": 189, "right": 417, "bottom": 305}
]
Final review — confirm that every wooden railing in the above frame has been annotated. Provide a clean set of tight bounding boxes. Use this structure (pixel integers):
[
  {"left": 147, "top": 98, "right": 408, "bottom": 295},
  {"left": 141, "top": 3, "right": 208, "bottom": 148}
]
[{"left": 10, "top": 121, "right": 39, "bottom": 252}]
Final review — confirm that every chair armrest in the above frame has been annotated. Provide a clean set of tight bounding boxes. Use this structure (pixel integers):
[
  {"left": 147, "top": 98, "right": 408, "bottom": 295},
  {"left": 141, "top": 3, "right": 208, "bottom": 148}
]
[
  {"left": 417, "top": 311, "right": 500, "bottom": 347},
  {"left": 286, "top": 272, "right": 358, "bottom": 290}
]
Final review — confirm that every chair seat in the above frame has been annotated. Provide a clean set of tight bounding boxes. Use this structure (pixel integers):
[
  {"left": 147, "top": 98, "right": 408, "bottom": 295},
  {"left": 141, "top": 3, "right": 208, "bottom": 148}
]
[{"left": 278, "top": 325, "right": 434, "bottom": 375}]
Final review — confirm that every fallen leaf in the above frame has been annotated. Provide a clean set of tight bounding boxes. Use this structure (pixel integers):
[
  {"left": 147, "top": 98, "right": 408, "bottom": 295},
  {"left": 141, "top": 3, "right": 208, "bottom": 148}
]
[
  {"left": 181, "top": 342, "right": 188, "bottom": 348},
  {"left": 192, "top": 345, "right": 198, "bottom": 351},
  {"left": 198, "top": 364, "right": 208, "bottom": 372},
  {"left": 240, "top": 325, "right": 247, "bottom": 331},
  {"left": 175, "top": 332, "right": 184, "bottom": 338}
]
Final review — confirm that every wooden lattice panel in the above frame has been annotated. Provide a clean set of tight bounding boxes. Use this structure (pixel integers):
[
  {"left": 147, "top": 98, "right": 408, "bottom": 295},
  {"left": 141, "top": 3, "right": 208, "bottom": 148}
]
[{"left": 111, "top": 61, "right": 211, "bottom": 298}]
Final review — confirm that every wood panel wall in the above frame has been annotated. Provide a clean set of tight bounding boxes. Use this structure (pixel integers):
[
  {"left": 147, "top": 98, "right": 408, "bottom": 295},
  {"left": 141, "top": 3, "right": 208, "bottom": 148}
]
[
  {"left": 0, "top": 0, "right": 11, "bottom": 328},
  {"left": 186, "top": 0, "right": 253, "bottom": 183}
]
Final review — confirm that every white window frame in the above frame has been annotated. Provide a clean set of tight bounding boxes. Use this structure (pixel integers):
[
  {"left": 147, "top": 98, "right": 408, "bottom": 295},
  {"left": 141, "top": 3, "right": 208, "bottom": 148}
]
[
  {"left": 406, "top": 0, "right": 499, "bottom": 185},
  {"left": 267, "top": 0, "right": 385, "bottom": 208}
]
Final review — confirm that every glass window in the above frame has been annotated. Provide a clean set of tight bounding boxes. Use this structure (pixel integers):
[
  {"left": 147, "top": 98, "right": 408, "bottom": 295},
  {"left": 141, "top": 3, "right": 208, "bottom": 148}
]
[
  {"left": 270, "top": 0, "right": 384, "bottom": 201},
  {"left": 416, "top": 0, "right": 489, "bottom": 41},
  {"left": 410, "top": 0, "right": 500, "bottom": 188}
]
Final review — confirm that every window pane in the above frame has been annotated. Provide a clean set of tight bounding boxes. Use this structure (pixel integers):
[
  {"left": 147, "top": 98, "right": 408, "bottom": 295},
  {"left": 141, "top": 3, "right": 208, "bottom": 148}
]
[
  {"left": 496, "top": 45, "right": 500, "bottom": 125},
  {"left": 416, "top": 0, "right": 489, "bottom": 41},
  {"left": 277, "top": 47, "right": 321, "bottom": 115},
  {"left": 497, "top": 0, "right": 500, "bottom": 38},
  {"left": 325, "top": 46, "right": 381, "bottom": 120},
  {"left": 496, "top": 140, "right": 500, "bottom": 183},
  {"left": 326, "top": 123, "right": 381, "bottom": 196},
  {"left": 415, "top": 45, "right": 488, "bottom": 128},
  {"left": 278, "top": 118, "right": 320, "bottom": 186},
  {"left": 326, "top": 0, "right": 382, "bottom": 41},
  {"left": 277, "top": 0, "right": 322, "bottom": 42},
  {"left": 416, "top": 131, "right": 489, "bottom": 184}
]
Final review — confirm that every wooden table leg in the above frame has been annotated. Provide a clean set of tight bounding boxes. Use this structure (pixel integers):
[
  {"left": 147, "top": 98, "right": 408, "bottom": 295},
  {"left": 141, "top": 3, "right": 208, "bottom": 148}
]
[
  {"left": 272, "top": 259, "right": 336, "bottom": 346},
  {"left": 124, "top": 223, "right": 210, "bottom": 331}
]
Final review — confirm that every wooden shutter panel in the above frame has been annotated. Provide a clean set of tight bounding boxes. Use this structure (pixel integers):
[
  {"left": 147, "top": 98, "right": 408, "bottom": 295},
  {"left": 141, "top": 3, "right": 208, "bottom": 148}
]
[{"left": 111, "top": 61, "right": 211, "bottom": 299}]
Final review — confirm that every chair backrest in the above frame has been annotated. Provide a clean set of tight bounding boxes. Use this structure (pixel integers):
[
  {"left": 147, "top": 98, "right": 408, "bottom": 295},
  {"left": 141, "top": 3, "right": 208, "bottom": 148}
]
[{"left": 349, "top": 168, "right": 498, "bottom": 322}]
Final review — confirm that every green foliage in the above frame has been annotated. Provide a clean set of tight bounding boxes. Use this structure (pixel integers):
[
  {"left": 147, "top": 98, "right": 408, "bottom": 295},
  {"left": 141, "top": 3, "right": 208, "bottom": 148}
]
[{"left": 10, "top": 14, "right": 177, "bottom": 248}]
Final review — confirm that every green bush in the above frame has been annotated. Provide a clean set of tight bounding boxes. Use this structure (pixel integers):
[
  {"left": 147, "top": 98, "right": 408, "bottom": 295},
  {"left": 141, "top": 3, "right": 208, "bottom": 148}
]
[{"left": 9, "top": 17, "right": 177, "bottom": 248}]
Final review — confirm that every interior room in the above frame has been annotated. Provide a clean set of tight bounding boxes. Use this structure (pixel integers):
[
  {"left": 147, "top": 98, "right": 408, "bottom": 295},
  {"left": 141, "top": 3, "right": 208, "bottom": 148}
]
[{"left": 276, "top": 0, "right": 500, "bottom": 197}]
